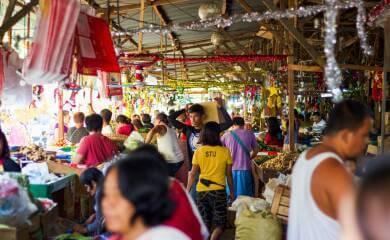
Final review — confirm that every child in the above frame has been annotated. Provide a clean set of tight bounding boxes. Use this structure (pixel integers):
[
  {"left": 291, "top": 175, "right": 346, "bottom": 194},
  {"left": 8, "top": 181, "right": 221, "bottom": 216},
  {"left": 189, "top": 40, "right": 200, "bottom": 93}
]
[{"left": 187, "top": 121, "right": 234, "bottom": 240}]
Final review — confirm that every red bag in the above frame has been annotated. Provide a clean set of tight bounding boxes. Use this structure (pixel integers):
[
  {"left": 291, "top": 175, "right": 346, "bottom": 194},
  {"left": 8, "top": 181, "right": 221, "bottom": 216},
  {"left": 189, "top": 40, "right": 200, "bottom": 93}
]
[{"left": 76, "top": 13, "right": 120, "bottom": 76}]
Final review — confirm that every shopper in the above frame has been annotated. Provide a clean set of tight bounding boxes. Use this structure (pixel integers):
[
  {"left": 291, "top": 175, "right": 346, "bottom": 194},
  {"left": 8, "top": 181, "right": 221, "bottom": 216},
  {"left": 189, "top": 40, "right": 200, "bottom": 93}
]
[
  {"left": 130, "top": 145, "right": 209, "bottom": 240},
  {"left": 116, "top": 115, "right": 133, "bottom": 136},
  {"left": 100, "top": 109, "right": 114, "bottom": 135},
  {"left": 312, "top": 112, "right": 327, "bottom": 134},
  {"left": 288, "top": 100, "right": 373, "bottom": 240},
  {"left": 141, "top": 113, "right": 154, "bottom": 130},
  {"left": 264, "top": 117, "right": 284, "bottom": 147},
  {"left": 145, "top": 113, "right": 185, "bottom": 177},
  {"left": 73, "top": 168, "right": 104, "bottom": 236},
  {"left": 132, "top": 119, "right": 144, "bottom": 131},
  {"left": 169, "top": 100, "right": 232, "bottom": 198},
  {"left": 221, "top": 117, "right": 259, "bottom": 197},
  {"left": 102, "top": 150, "right": 189, "bottom": 240},
  {"left": 67, "top": 112, "right": 89, "bottom": 145},
  {"left": 187, "top": 122, "right": 234, "bottom": 240},
  {"left": 73, "top": 114, "right": 118, "bottom": 167},
  {"left": 0, "top": 130, "right": 20, "bottom": 172},
  {"left": 355, "top": 157, "right": 390, "bottom": 240}
]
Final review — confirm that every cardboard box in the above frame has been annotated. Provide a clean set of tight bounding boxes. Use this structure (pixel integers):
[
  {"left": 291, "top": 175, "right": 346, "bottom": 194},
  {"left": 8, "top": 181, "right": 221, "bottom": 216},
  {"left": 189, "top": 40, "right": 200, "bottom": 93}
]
[{"left": 47, "top": 161, "right": 85, "bottom": 176}]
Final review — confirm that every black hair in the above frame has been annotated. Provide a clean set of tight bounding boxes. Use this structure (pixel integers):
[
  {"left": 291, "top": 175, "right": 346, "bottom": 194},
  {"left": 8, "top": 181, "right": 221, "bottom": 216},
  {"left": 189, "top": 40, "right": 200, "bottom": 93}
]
[
  {"left": 323, "top": 100, "right": 372, "bottom": 136},
  {"left": 141, "top": 114, "right": 152, "bottom": 124},
  {"left": 188, "top": 104, "right": 205, "bottom": 115},
  {"left": 168, "top": 109, "right": 175, "bottom": 116},
  {"left": 232, "top": 117, "right": 245, "bottom": 127},
  {"left": 132, "top": 119, "right": 144, "bottom": 129},
  {"left": 116, "top": 115, "right": 131, "bottom": 125},
  {"left": 85, "top": 114, "right": 103, "bottom": 132},
  {"left": 312, "top": 112, "right": 321, "bottom": 117},
  {"left": 80, "top": 168, "right": 104, "bottom": 188},
  {"left": 156, "top": 113, "right": 169, "bottom": 125},
  {"left": 105, "top": 145, "right": 174, "bottom": 227},
  {"left": 198, "top": 121, "right": 221, "bottom": 146},
  {"left": 357, "top": 158, "right": 390, "bottom": 240},
  {"left": 0, "top": 129, "right": 10, "bottom": 159},
  {"left": 267, "top": 117, "right": 282, "bottom": 138},
  {"left": 100, "top": 109, "right": 112, "bottom": 124}
]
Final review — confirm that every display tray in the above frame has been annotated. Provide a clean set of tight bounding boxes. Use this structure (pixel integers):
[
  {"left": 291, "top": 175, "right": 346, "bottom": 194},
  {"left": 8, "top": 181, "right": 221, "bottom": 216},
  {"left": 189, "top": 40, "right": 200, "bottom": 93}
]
[{"left": 29, "top": 174, "right": 76, "bottom": 199}]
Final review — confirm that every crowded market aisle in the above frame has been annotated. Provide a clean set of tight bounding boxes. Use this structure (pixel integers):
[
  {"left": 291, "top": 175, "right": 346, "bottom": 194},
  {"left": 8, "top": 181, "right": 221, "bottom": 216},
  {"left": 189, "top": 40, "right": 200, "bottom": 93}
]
[{"left": 0, "top": 0, "right": 389, "bottom": 240}]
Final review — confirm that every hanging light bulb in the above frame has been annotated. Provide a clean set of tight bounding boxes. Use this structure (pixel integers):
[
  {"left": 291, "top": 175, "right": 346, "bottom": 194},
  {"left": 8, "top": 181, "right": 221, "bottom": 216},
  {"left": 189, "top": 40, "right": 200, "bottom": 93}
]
[
  {"left": 314, "top": 18, "right": 320, "bottom": 29},
  {"left": 198, "top": 3, "right": 221, "bottom": 21},
  {"left": 211, "top": 32, "right": 223, "bottom": 46}
]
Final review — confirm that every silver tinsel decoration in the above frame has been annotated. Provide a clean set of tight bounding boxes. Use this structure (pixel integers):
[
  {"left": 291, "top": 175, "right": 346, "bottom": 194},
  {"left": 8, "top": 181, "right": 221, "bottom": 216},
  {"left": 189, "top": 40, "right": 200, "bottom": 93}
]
[{"left": 112, "top": 0, "right": 374, "bottom": 102}]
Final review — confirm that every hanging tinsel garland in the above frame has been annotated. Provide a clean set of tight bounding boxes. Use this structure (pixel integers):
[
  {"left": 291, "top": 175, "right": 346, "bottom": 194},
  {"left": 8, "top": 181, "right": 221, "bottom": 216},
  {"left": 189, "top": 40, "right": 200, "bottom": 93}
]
[{"left": 114, "top": 0, "right": 373, "bottom": 101}]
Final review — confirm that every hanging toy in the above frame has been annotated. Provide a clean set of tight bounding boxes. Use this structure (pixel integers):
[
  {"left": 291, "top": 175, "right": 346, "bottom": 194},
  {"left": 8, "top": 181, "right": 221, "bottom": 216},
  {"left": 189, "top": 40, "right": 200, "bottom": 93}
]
[
  {"left": 134, "top": 65, "right": 145, "bottom": 88},
  {"left": 372, "top": 71, "right": 383, "bottom": 102}
]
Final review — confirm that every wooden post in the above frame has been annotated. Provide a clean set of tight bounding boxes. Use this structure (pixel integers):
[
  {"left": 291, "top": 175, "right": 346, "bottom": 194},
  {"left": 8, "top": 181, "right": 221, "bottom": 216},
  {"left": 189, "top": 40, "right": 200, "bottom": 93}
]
[
  {"left": 57, "top": 88, "right": 64, "bottom": 141},
  {"left": 381, "top": 19, "right": 390, "bottom": 153},
  {"left": 288, "top": 56, "right": 295, "bottom": 151},
  {"left": 138, "top": 0, "right": 145, "bottom": 53}
]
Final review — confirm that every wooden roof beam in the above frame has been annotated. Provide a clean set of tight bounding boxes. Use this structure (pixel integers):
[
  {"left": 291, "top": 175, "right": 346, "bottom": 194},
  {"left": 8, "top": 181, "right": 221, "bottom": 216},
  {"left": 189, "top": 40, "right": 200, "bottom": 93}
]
[
  {"left": 288, "top": 64, "right": 383, "bottom": 72},
  {"left": 152, "top": 3, "right": 189, "bottom": 79},
  {"left": 0, "top": 0, "right": 38, "bottom": 41},
  {"left": 97, "top": 0, "right": 190, "bottom": 14},
  {"left": 261, "top": 0, "right": 325, "bottom": 67}
]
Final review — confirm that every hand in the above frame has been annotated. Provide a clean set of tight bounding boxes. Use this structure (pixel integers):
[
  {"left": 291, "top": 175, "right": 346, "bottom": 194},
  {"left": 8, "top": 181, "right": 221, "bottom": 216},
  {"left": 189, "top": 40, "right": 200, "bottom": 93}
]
[
  {"left": 85, "top": 213, "right": 96, "bottom": 225},
  {"left": 229, "top": 192, "right": 235, "bottom": 204},
  {"left": 72, "top": 224, "right": 87, "bottom": 234},
  {"left": 214, "top": 97, "right": 224, "bottom": 108}
]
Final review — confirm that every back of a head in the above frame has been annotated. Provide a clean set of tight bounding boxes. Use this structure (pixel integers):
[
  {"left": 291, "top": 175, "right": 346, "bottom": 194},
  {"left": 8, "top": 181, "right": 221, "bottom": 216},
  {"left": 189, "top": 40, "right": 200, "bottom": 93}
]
[
  {"left": 100, "top": 109, "right": 112, "bottom": 123},
  {"left": 189, "top": 104, "right": 205, "bottom": 115},
  {"left": 141, "top": 114, "right": 152, "bottom": 124},
  {"left": 0, "top": 129, "right": 10, "bottom": 159},
  {"left": 73, "top": 112, "right": 85, "bottom": 124},
  {"left": 267, "top": 117, "right": 281, "bottom": 136},
  {"left": 132, "top": 119, "right": 144, "bottom": 129},
  {"left": 156, "top": 113, "right": 169, "bottom": 125},
  {"left": 199, "top": 121, "right": 221, "bottom": 146},
  {"left": 312, "top": 112, "right": 321, "bottom": 117},
  {"left": 116, "top": 115, "right": 130, "bottom": 124},
  {"left": 357, "top": 159, "right": 390, "bottom": 240},
  {"left": 107, "top": 146, "right": 173, "bottom": 226},
  {"left": 324, "top": 100, "right": 372, "bottom": 136},
  {"left": 232, "top": 117, "right": 245, "bottom": 127},
  {"left": 85, "top": 114, "right": 103, "bottom": 132},
  {"left": 80, "top": 167, "right": 104, "bottom": 187}
]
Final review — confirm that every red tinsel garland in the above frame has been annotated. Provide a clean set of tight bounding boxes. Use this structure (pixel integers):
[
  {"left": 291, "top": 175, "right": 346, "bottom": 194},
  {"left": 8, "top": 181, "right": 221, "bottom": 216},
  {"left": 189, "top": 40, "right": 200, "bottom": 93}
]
[
  {"left": 368, "top": 0, "right": 390, "bottom": 23},
  {"left": 120, "top": 53, "right": 287, "bottom": 64}
]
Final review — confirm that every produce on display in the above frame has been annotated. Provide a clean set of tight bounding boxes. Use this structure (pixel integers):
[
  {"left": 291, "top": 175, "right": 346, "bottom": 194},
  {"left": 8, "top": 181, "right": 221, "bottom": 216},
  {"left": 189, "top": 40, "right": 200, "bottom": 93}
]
[
  {"left": 257, "top": 152, "right": 299, "bottom": 172},
  {"left": 19, "top": 145, "right": 56, "bottom": 162}
]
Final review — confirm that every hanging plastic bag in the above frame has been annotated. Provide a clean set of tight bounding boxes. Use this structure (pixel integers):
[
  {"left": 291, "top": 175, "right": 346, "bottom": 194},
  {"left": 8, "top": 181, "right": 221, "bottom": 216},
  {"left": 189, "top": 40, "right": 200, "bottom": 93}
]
[{"left": 0, "top": 175, "right": 37, "bottom": 226}]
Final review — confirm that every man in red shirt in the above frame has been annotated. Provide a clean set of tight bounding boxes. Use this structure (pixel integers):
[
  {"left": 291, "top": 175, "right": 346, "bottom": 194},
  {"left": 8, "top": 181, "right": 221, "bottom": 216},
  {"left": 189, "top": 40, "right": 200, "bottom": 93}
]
[{"left": 73, "top": 114, "right": 118, "bottom": 166}]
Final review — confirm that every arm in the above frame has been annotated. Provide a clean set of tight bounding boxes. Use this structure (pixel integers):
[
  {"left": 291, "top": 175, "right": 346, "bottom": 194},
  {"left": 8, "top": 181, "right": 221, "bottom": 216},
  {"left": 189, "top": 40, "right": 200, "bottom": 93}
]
[
  {"left": 219, "top": 107, "right": 233, "bottom": 132},
  {"left": 169, "top": 109, "right": 187, "bottom": 130},
  {"left": 72, "top": 154, "right": 85, "bottom": 164},
  {"left": 250, "top": 134, "right": 260, "bottom": 159},
  {"left": 226, "top": 164, "right": 234, "bottom": 201},
  {"left": 250, "top": 146, "right": 259, "bottom": 160},
  {"left": 145, "top": 128, "right": 157, "bottom": 144},
  {"left": 187, "top": 164, "right": 200, "bottom": 192}
]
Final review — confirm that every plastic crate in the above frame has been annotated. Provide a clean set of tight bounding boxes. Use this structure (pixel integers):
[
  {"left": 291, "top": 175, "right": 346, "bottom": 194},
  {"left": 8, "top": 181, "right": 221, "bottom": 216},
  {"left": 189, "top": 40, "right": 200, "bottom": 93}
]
[{"left": 29, "top": 174, "right": 75, "bottom": 199}]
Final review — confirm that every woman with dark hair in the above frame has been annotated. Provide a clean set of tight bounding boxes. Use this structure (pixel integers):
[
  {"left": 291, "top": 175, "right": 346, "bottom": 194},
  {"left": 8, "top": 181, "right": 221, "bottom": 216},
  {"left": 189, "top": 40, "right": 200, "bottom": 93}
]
[
  {"left": 103, "top": 148, "right": 189, "bottom": 240},
  {"left": 264, "top": 117, "right": 284, "bottom": 147},
  {"left": 187, "top": 121, "right": 234, "bottom": 240},
  {"left": 73, "top": 168, "right": 104, "bottom": 236},
  {"left": 116, "top": 115, "right": 133, "bottom": 136},
  {"left": 0, "top": 130, "right": 20, "bottom": 172}
]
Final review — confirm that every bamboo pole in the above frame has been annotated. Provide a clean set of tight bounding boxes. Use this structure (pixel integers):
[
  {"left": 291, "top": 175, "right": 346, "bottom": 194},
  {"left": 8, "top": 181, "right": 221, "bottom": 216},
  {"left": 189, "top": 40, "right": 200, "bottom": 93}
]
[
  {"left": 138, "top": 0, "right": 145, "bottom": 53},
  {"left": 380, "top": 19, "right": 390, "bottom": 153}
]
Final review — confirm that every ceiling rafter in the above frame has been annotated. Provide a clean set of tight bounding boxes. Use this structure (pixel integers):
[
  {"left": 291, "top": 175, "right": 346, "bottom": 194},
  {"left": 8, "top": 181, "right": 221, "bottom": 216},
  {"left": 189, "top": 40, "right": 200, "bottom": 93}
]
[
  {"left": 151, "top": 3, "right": 189, "bottom": 79},
  {"left": 97, "top": 0, "right": 190, "bottom": 15}
]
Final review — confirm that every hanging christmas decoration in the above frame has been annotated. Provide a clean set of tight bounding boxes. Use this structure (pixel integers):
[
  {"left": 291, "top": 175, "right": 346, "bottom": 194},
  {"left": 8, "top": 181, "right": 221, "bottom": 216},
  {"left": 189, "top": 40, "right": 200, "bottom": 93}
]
[
  {"left": 211, "top": 32, "right": 224, "bottom": 46},
  {"left": 198, "top": 3, "right": 221, "bottom": 21}
]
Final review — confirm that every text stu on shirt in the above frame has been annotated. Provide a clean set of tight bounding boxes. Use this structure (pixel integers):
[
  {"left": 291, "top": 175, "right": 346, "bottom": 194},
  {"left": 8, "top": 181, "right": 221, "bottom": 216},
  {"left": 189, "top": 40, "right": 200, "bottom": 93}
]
[{"left": 205, "top": 151, "right": 216, "bottom": 158}]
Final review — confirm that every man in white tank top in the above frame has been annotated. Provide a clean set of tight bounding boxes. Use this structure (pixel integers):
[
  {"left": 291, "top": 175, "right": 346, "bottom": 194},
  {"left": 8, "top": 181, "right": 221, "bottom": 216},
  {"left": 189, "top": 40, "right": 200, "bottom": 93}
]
[{"left": 288, "top": 100, "right": 373, "bottom": 240}]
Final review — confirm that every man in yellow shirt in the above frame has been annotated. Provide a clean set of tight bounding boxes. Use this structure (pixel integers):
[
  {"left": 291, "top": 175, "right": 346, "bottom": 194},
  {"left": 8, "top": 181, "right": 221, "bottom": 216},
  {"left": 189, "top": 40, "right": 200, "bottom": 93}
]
[{"left": 187, "top": 122, "right": 234, "bottom": 240}]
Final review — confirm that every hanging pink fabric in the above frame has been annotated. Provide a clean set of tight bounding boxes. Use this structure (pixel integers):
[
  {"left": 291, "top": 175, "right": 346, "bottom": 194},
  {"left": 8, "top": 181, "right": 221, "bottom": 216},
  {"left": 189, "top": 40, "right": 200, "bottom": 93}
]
[
  {"left": 22, "top": 0, "right": 80, "bottom": 85},
  {"left": 76, "top": 13, "right": 120, "bottom": 76}
]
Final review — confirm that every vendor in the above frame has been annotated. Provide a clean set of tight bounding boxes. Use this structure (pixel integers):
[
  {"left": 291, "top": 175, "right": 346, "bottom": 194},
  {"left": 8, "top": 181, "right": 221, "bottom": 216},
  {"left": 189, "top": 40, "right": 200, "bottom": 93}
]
[
  {"left": 73, "top": 168, "right": 104, "bottom": 236},
  {"left": 264, "top": 117, "right": 284, "bottom": 147},
  {"left": 100, "top": 109, "right": 114, "bottom": 135},
  {"left": 116, "top": 115, "right": 133, "bottom": 136},
  {"left": 0, "top": 130, "right": 21, "bottom": 172},
  {"left": 66, "top": 112, "right": 89, "bottom": 145},
  {"left": 73, "top": 114, "right": 118, "bottom": 166},
  {"left": 312, "top": 112, "right": 327, "bottom": 134}
]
